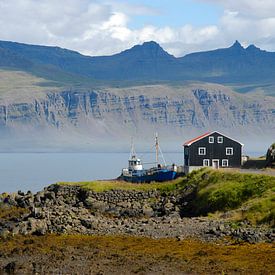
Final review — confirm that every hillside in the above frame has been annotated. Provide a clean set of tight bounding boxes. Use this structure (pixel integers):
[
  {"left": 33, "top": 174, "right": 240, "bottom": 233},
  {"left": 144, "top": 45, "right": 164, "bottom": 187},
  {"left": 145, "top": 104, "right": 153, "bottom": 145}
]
[{"left": 1, "top": 40, "right": 275, "bottom": 95}]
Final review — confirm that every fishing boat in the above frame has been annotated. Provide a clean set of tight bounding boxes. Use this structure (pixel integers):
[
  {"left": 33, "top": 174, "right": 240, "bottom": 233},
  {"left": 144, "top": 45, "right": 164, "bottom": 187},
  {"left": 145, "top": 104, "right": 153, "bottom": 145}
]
[{"left": 121, "top": 134, "right": 177, "bottom": 183}]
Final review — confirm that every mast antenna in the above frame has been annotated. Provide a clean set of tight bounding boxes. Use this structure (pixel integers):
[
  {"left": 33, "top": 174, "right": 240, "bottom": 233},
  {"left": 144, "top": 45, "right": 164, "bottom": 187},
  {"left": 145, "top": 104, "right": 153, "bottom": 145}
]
[
  {"left": 130, "top": 136, "right": 136, "bottom": 159},
  {"left": 155, "top": 132, "right": 159, "bottom": 165}
]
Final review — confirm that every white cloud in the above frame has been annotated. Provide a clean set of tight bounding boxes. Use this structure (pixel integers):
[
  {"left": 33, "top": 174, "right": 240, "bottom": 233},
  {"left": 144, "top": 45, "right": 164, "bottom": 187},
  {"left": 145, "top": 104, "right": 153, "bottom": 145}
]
[
  {"left": 199, "top": 0, "right": 275, "bottom": 18},
  {"left": 0, "top": 0, "right": 275, "bottom": 57}
]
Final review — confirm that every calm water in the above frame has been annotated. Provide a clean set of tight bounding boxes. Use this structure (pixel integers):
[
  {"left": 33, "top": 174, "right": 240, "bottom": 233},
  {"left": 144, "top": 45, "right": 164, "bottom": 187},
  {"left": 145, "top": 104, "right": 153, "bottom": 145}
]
[{"left": 0, "top": 152, "right": 184, "bottom": 193}]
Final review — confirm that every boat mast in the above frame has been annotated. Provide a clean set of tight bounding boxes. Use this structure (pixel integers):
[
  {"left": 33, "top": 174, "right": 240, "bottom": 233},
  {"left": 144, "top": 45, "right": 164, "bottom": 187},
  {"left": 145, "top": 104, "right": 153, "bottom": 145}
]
[
  {"left": 130, "top": 136, "right": 135, "bottom": 158},
  {"left": 155, "top": 132, "right": 159, "bottom": 165}
]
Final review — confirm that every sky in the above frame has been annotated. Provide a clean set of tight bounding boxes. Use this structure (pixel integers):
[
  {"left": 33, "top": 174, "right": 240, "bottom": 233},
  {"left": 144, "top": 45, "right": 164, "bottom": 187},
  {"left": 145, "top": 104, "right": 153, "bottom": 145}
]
[{"left": 0, "top": 0, "right": 275, "bottom": 57}]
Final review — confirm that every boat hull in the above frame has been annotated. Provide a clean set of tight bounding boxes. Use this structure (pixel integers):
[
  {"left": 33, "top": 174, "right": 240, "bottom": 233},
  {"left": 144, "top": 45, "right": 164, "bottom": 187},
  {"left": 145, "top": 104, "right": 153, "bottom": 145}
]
[{"left": 122, "top": 170, "right": 177, "bottom": 183}]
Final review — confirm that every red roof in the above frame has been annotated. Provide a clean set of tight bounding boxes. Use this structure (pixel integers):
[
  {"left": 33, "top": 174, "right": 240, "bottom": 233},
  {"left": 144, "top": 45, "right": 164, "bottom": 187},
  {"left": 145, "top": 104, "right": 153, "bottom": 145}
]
[{"left": 183, "top": 132, "right": 211, "bottom": 146}]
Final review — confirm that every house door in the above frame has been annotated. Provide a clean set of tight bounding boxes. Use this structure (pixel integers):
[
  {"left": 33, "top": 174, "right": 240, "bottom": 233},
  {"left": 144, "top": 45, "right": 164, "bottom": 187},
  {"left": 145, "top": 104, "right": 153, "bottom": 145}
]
[{"left": 212, "top": 159, "right": 219, "bottom": 169}]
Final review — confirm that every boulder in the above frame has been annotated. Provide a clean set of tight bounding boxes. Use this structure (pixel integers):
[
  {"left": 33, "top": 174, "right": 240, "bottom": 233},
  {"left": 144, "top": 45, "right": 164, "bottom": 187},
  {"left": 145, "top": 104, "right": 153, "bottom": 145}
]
[{"left": 142, "top": 205, "right": 154, "bottom": 217}]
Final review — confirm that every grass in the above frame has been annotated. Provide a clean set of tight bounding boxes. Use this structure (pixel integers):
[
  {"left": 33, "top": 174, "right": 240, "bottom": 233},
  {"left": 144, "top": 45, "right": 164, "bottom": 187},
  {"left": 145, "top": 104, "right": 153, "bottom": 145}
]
[
  {"left": 58, "top": 177, "right": 184, "bottom": 193},
  {"left": 185, "top": 168, "right": 275, "bottom": 226},
  {"left": 0, "top": 234, "right": 274, "bottom": 274},
  {"left": 0, "top": 206, "right": 29, "bottom": 220},
  {"left": 0, "top": 69, "right": 61, "bottom": 97}
]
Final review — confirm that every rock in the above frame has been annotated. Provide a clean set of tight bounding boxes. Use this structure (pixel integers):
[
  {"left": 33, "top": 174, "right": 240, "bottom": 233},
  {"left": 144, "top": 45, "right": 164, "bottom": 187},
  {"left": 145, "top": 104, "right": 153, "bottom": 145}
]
[
  {"left": 0, "top": 229, "right": 10, "bottom": 238},
  {"left": 4, "top": 261, "right": 16, "bottom": 274},
  {"left": 164, "top": 202, "right": 174, "bottom": 214},
  {"left": 80, "top": 219, "right": 94, "bottom": 229},
  {"left": 132, "top": 201, "right": 141, "bottom": 210},
  {"left": 17, "top": 190, "right": 25, "bottom": 196},
  {"left": 32, "top": 207, "right": 45, "bottom": 219},
  {"left": 117, "top": 201, "right": 131, "bottom": 208},
  {"left": 176, "top": 235, "right": 185, "bottom": 241},
  {"left": 142, "top": 206, "right": 154, "bottom": 217},
  {"left": 27, "top": 218, "right": 48, "bottom": 235},
  {"left": 218, "top": 224, "right": 225, "bottom": 232},
  {"left": 84, "top": 197, "right": 97, "bottom": 208}
]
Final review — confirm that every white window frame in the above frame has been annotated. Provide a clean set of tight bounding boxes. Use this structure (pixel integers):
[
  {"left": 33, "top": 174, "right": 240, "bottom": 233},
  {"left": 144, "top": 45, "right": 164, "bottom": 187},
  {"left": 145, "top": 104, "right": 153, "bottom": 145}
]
[
  {"left": 222, "top": 159, "right": 229, "bottom": 167},
  {"left": 217, "top": 136, "right": 223, "bottom": 143},
  {"left": 198, "top": 147, "right": 206, "bottom": 155},
  {"left": 209, "top": 136, "right": 214, "bottom": 143},
  {"left": 203, "top": 159, "right": 210, "bottom": 166},
  {"left": 226, "top": 147, "right": 233, "bottom": 155}
]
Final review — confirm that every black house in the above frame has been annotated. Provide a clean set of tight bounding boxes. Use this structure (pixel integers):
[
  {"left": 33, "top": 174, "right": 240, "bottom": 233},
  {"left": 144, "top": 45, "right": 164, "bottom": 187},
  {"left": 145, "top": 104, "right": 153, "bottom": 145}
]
[{"left": 183, "top": 131, "right": 243, "bottom": 173}]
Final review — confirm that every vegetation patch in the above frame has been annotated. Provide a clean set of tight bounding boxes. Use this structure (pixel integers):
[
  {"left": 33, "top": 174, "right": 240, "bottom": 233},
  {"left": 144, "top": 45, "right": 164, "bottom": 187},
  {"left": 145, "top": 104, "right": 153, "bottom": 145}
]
[
  {"left": 58, "top": 177, "right": 184, "bottom": 193},
  {"left": 0, "top": 234, "right": 274, "bottom": 274},
  {"left": 0, "top": 206, "right": 29, "bottom": 220},
  {"left": 184, "top": 169, "right": 275, "bottom": 226}
]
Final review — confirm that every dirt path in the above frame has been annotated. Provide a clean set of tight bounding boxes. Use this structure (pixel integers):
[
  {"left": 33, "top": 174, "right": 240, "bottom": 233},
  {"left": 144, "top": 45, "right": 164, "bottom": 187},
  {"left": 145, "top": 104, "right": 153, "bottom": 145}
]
[{"left": 221, "top": 168, "right": 275, "bottom": 176}]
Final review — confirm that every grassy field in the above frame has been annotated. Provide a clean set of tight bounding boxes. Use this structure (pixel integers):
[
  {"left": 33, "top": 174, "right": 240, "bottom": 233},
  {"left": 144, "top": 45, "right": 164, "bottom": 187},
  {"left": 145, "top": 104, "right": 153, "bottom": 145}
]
[
  {"left": 58, "top": 177, "right": 184, "bottom": 192},
  {"left": 0, "top": 69, "right": 62, "bottom": 103},
  {"left": 0, "top": 234, "right": 274, "bottom": 274},
  {"left": 185, "top": 168, "right": 275, "bottom": 226}
]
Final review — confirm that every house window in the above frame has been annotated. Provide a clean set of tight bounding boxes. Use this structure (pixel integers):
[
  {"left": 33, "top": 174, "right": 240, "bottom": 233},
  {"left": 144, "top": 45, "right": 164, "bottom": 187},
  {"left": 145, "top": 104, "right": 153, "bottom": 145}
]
[
  {"left": 198, "top": 147, "right": 206, "bottom": 155},
  {"left": 209, "top": 136, "right": 214, "bottom": 143},
  {"left": 222, "top": 159, "right": 229, "bottom": 167},
  {"left": 226, "top": 147, "right": 233, "bottom": 155},
  {"left": 217, "top": 136, "right": 223, "bottom": 143},
  {"left": 203, "top": 159, "right": 210, "bottom": 166}
]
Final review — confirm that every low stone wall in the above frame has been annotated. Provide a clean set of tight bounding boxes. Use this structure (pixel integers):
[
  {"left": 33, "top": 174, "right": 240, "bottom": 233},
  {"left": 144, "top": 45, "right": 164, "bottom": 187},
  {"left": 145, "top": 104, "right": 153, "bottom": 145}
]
[{"left": 37, "top": 184, "right": 181, "bottom": 218}]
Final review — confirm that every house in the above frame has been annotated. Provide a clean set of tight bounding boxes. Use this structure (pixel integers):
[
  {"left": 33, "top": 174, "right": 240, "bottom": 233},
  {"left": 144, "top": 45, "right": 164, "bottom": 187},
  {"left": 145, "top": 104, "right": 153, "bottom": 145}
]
[{"left": 183, "top": 131, "right": 243, "bottom": 174}]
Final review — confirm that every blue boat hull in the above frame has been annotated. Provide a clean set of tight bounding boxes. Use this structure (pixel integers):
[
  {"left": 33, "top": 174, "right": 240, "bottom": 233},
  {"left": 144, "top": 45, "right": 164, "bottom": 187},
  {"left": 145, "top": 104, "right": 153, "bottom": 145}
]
[{"left": 122, "top": 169, "right": 177, "bottom": 183}]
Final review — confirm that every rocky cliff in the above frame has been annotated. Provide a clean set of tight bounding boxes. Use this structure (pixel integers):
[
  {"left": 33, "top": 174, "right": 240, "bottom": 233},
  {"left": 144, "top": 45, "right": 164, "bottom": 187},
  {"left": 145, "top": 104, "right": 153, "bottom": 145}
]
[{"left": 0, "top": 82, "right": 274, "bottom": 151}]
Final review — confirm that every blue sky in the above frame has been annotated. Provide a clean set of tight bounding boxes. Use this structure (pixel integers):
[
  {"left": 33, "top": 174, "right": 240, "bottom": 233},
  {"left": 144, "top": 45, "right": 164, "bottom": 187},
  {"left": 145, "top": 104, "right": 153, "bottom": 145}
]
[
  {"left": 0, "top": 0, "right": 275, "bottom": 56},
  {"left": 125, "top": 0, "right": 223, "bottom": 28}
]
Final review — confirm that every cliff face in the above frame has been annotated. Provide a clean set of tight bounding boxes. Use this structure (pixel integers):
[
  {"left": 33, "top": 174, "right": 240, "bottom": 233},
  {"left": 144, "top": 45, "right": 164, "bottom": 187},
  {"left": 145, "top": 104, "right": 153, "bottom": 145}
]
[{"left": 0, "top": 84, "right": 274, "bottom": 149}]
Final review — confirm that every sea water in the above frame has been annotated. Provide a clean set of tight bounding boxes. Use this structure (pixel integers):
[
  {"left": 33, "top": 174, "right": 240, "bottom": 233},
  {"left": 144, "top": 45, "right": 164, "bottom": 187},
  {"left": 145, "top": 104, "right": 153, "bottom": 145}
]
[{"left": 0, "top": 152, "right": 185, "bottom": 193}]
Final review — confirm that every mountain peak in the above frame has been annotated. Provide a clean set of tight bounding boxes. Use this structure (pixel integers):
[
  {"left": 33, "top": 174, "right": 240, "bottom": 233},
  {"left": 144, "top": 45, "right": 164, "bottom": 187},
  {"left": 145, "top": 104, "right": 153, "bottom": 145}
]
[
  {"left": 230, "top": 40, "right": 244, "bottom": 50},
  {"left": 246, "top": 44, "right": 261, "bottom": 52},
  {"left": 141, "top": 41, "right": 161, "bottom": 48},
  {"left": 119, "top": 41, "right": 174, "bottom": 59}
]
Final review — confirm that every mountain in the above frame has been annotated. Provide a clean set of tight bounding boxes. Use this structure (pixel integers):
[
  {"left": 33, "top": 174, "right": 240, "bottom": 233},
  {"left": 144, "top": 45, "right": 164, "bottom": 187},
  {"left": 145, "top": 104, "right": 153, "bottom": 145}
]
[
  {"left": 178, "top": 41, "right": 275, "bottom": 83},
  {"left": 1, "top": 40, "right": 275, "bottom": 91},
  {"left": 0, "top": 71, "right": 274, "bottom": 152},
  {"left": 1, "top": 40, "right": 275, "bottom": 152}
]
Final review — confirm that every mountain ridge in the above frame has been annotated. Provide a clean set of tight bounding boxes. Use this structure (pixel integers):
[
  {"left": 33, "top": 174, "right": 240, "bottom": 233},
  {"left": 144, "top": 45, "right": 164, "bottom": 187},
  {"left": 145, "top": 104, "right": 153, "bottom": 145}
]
[{"left": 1, "top": 39, "right": 275, "bottom": 93}]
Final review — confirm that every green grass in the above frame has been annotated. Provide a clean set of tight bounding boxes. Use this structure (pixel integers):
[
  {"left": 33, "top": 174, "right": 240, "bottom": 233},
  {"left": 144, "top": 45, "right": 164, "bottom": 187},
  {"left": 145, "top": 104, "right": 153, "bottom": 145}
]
[
  {"left": 185, "top": 168, "right": 275, "bottom": 226},
  {"left": 58, "top": 178, "right": 184, "bottom": 193}
]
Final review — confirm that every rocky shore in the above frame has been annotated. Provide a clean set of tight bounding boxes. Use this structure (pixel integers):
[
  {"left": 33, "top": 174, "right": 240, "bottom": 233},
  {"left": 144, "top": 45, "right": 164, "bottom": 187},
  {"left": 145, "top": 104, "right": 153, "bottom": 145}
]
[{"left": 1, "top": 184, "right": 274, "bottom": 243}]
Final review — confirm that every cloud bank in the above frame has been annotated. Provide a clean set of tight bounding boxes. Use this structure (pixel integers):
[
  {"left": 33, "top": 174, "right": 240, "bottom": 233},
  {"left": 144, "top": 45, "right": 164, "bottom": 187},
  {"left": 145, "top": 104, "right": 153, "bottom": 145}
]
[{"left": 0, "top": 0, "right": 274, "bottom": 56}]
